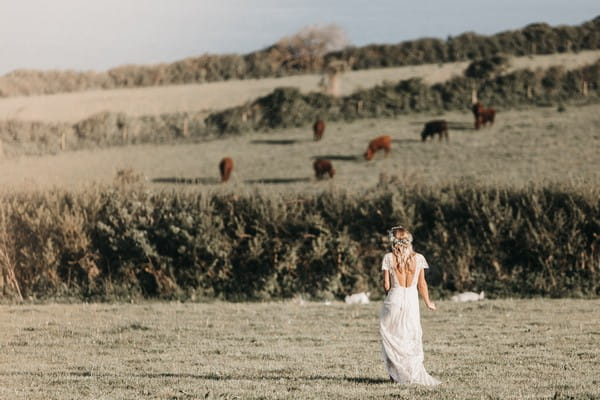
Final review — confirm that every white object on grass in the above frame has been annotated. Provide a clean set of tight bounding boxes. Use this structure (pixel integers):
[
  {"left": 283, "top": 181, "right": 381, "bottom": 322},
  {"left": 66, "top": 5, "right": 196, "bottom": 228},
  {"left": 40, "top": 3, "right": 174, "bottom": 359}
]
[
  {"left": 451, "top": 291, "right": 485, "bottom": 302},
  {"left": 344, "top": 292, "right": 370, "bottom": 305}
]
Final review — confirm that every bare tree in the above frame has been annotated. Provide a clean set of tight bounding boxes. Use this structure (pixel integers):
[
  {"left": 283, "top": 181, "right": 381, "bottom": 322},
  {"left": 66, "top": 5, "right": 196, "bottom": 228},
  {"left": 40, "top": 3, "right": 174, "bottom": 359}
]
[{"left": 275, "top": 24, "right": 349, "bottom": 71}]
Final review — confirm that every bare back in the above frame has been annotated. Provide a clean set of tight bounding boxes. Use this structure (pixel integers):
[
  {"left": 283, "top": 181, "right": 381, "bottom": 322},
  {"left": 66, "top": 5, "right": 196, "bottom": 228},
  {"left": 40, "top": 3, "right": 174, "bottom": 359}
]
[
  {"left": 382, "top": 252, "right": 428, "bottom": 291},
  {"left": 391, "top": 254, "right": 417, "bottom": 288}
]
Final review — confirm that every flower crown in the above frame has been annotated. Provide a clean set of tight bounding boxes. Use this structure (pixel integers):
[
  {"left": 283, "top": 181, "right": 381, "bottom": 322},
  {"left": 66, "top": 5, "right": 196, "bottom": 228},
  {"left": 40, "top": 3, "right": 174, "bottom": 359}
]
[{"left": 388, "top": 225, "right": 413, "bottom": 249}]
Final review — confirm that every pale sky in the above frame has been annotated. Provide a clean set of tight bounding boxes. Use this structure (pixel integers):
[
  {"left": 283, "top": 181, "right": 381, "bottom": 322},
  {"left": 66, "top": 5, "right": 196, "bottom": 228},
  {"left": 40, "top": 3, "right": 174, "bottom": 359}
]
[{"left": 0, "top": 0, "right": 598, "bottom": 75}]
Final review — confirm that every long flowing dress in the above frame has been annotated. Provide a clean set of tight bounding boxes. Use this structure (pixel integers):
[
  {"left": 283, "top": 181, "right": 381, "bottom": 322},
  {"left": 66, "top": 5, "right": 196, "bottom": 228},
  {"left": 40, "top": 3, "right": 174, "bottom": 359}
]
[{"left": 380, "top": 252, "right": 441, "bottom": 385}]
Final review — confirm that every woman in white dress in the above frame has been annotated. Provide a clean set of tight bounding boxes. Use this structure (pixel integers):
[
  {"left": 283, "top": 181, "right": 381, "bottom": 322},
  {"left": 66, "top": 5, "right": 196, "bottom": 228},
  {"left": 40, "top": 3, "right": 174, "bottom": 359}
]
[{"left": 380, "top": 226, "right": 441, "bottom": 385}]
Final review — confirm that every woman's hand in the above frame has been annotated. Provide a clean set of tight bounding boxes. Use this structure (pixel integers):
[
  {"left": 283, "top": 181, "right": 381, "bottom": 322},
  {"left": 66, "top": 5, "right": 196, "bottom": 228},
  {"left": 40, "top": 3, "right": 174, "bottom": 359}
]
[{"left": 426, "top": 302, "right": 437, "bottom": 311}]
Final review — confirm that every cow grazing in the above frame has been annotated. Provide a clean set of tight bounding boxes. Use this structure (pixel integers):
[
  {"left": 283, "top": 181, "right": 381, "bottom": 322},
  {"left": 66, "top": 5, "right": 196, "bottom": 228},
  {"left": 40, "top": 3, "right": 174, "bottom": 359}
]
[
  {"left": 364, "top": 135, "right": 392, "bottom": 161},
  {"left": 421, "top": 119, "right": 448, "bottom": 142},
  {"left": 477, "top": 108, "right": 496, "bottom": 129},
  {"left": 313, "top": 159, "right": 335, "bottom": 179},
  {"left": 472, "top": 102, "right": 496, "bottom": 129},
  {"left": 313, "top": 118, "right": 325, "bottom": 141},
  {"left": 219, "top": 157, "right": 234, "bottom": 182}
]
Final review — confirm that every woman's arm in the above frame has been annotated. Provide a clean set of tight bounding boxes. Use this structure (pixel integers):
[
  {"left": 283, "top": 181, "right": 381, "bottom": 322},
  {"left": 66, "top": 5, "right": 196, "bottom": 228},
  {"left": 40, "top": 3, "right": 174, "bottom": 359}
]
[
  {"left": 417, "top": 268, "right": 436, "bottom": 310},
  {"left": 383, "top": 270, "right": 391, "bottom": 294}
]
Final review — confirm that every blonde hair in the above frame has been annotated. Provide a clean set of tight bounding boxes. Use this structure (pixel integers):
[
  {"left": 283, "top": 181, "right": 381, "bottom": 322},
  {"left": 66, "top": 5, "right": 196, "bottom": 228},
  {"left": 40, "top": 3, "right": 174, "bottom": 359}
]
[{"left": 389, "top": 226, "right": 416, "bottom": 272}]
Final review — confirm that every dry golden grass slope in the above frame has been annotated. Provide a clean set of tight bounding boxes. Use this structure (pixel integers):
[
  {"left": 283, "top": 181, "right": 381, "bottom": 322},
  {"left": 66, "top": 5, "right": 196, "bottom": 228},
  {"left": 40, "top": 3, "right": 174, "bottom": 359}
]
[
  {"left": 0, "top": 51, "right": 599, "bottom": 123},
  {"left": 0, "top": 103, "right": 598, "bottom": 193},
  {"left": 1, "top": 299, "right": 599, "bottom": 399}
]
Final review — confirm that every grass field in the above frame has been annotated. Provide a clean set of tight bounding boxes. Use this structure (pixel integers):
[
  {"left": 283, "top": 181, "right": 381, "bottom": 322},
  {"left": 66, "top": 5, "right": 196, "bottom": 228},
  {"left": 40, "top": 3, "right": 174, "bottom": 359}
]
[
  {"left": 0, "top": 51, "right": 599, "bottom": 123},
  {"left": 1, "top": 299, "right": 599, "bottom": 399},
  {"left": 1, "top": 103, "right": 598, "bottom": 193}
]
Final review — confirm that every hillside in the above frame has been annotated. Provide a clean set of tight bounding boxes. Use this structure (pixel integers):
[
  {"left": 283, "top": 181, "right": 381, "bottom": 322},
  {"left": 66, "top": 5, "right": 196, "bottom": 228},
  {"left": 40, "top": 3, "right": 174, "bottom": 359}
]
[
  {"left": 0, "top": 104, "right": 598, "bottom": 193},
  {"left": 0, "top": 16, "right": 598, "bottom": 98},
  {"left": 0, "top": 51, "right": 598, "bottom": 124}
]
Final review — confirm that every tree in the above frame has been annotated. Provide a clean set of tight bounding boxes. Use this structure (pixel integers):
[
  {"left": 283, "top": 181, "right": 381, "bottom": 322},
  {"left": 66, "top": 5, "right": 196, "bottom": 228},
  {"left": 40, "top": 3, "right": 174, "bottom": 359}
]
[
  {"left": 464, "top": 54, "right": 510, "bottom": 80},
  {"left": 274, "top": 24, "right": 350, "bottom": 72}
]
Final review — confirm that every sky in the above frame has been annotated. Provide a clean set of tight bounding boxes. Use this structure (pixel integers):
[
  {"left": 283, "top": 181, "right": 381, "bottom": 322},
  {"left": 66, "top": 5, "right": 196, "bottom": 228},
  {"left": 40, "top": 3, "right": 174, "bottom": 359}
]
[{"left": 0, "top": 0, "right": 598, "bottom": 75}]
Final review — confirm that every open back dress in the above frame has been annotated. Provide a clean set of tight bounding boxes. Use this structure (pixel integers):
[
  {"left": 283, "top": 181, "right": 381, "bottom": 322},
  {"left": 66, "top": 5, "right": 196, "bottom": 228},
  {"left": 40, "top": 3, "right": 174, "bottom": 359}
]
[{"left": 380, "top": 252, "right": 441, "bottom": 385}]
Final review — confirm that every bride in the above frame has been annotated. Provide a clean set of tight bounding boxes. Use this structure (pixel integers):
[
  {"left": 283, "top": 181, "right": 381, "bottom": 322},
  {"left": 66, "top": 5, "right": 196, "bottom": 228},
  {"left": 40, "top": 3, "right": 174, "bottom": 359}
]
[{"left": 380, "top": 226, "right": 441, "bottom": 385}]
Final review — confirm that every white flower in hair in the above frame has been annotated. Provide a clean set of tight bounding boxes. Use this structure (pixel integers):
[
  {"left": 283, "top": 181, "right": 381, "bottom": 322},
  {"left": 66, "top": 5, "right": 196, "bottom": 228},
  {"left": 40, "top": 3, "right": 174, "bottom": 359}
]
[{"left": 388, "top": 225, "right": 413, "bottom": 250}]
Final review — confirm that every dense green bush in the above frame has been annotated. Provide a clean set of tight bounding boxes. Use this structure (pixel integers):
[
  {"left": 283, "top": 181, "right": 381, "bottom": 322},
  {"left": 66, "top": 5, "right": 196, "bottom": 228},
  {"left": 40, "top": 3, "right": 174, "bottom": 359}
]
[
  {"left": 464, "top": 54, "right": 510, "bottom": 80},
  {"left": 1, "top": 16, "right": 599, "bottom": 97},
  {"left": 0, "top": 185, "right": 597, "bottom": 301}
]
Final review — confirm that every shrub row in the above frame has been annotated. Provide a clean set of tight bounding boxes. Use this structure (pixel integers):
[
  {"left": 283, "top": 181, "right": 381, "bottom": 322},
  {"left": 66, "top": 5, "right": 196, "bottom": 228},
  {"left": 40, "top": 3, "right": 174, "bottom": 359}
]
[
  {"left": 0, "top": 111, "right": 206, "bottom": 157},
  {"left": 1, "top": 17, "right": 599, "bottom": 97},
  {"left": 326, "top": 18, "right": 600, "bottom": 70},
  {"left": 1, "top": 184, "right": 598, "bottom": 301},
  {"left": 205, "top": 59, "right": 600, "bottom": 134}
]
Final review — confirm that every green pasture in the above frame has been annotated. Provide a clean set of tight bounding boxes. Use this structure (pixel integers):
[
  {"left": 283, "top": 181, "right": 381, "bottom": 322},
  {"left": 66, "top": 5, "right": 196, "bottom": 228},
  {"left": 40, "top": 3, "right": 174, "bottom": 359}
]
[
  {"left": 1, "top": 299, "right": 598, "bottom": 399},
  {"left": 1, "top": 103, "right": 598, "bottom": 193}
]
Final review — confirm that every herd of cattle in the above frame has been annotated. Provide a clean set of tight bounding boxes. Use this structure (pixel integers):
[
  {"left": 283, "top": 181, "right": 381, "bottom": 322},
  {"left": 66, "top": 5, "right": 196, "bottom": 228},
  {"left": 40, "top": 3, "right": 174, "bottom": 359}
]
[{"left": 218, "top": 102, "right": 496, "bottom": 182}]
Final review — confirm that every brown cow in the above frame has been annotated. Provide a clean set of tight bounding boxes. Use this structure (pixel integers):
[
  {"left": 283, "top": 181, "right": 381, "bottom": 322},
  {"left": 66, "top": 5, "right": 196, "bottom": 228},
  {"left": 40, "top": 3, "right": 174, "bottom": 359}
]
[
  {"left": 364, "top": 135, "right": 392, "bottom": 161},
  {"left": 219, "top": 157, "right": 233, "bottom": 182},
  {"left": 313, "top": 118, "right": 325, "bottom": 141},
  {"left": 421, "top": 119, "right": 448, "bottom": 142},
  {"left": 472, "top": 102, "right": 496, "bottom": 129},
  {"left": 313, "top": 159, "right": 335, "bottom": 179}
]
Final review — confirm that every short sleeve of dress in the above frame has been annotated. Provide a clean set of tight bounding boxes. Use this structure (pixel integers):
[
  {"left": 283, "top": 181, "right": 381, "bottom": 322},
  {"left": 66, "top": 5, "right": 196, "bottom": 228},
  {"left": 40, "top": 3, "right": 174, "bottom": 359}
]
[
  {"left": 417, "top": 254, "right": 429, "bottom": 269},
  {"left": 381, "top": 253, "right": 393, "bottom": 271}
]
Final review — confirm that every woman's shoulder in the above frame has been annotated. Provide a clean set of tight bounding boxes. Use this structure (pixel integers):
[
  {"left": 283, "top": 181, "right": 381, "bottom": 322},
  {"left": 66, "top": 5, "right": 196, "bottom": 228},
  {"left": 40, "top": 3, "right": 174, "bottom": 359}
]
[
  {"left": 414, "top": 253, "right": 429, "bottom": 268},
  {"left": 381, "top": 252, "right": 393, "bottom": 270},
  {"left": 382, "top": 252, "right": 394, "bottom": 263}
]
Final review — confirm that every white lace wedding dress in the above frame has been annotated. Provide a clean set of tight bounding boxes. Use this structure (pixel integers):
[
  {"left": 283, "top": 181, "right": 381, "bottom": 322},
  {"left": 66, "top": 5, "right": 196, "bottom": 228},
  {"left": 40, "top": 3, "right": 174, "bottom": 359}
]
[{"left": 380, "top": 252, "right": 441, "bottom": 385}]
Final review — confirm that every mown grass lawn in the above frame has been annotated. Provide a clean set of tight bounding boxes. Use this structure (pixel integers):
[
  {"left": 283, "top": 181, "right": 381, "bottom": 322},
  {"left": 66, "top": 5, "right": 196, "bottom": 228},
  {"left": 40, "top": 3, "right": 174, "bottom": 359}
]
[{"left": 1, "top": 299, "right": 598, "bottom": 399}]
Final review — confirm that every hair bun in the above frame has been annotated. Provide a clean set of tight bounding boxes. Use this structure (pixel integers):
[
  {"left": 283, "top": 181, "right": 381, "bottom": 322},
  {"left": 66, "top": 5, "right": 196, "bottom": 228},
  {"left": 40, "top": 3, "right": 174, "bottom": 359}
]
[
  {"left": 388, "top": 225, "right": 413, "bottom": 250},
  {"left": 387, "top": 225, "right": 404, "bottom": 241}
]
